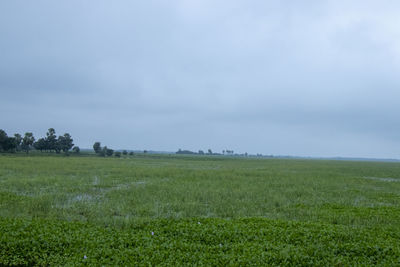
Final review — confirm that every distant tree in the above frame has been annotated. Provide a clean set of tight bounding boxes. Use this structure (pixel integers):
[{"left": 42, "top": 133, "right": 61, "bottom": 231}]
[
  {"left": 72, "top": 146, "right": 80, "bottom": 154},
  {"left": 93, "top": 142, "right": 101, "bottom": 154},
  {"left": 2, "top": 136, "right": 17, "bottom": 152},
  {"left": 14, "top": 134, "right": 22, "bottom": 151},
  {"left": 101, "top": 146, "right": 114, "bottom": 157},
  {"left": 198, "top": 150, "right": 204, "bottom": 155},
  {"left": 129, "top": 151, "right": 134, "bottom": 156},
  {"left": 208, "top": 149, "right": 212, "bottom": 154},
  {"left": 115, "top": 151, "right": 121, "bottom": 158},
  {"left": 58, "top": 133, "right": 74, "bottom": 153},
  {"left": 222, "top": 150, "right": 225, "bottom": 155},
  {"left": 98, "top": 146, "right": 106, "bottom": 157},
  {"left": 45, "top": 128, "right": 57, "bottom": 152},
  {"left": 34, "top": 138, "right": 46, "bottom": 152},
  {"left": 176, "top": 149, "right": 195, "bottom": 155},
  {"left": 143, "top": 150, "right": 147, "bottom": 154},
  {"left": 225, "top": 150, "right": 234, "bottom": 155},
  {"left": 0, "top": 129, "right": 8, "bottom": 152},
  {"left": 54, "top": 142, "right": 62, "bottom": 154},
  {"left": 122, "top": 150, "right": 128, "bottom": 155},
  {"left": 106, "top": 148, "right": 114, "bottom": 157},
  {"left": 21, "top": 132, "right": 35, "bottom": 153},
  {"left": 0, "top": 130, "right": 17, "bottom": 152}
]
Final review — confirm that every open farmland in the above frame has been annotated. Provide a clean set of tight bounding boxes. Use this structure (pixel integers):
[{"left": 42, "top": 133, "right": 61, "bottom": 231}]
[{"left": 1, "top": 154, "right": 400, "bottom": 265}]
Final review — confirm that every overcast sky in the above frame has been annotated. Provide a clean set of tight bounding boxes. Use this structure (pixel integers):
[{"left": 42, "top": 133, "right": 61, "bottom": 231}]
[{"left": 1, "top": 1, "right": 400, "bottom": 158}]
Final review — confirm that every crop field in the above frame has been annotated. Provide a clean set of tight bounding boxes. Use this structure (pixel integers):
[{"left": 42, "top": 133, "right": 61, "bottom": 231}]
[{"left": 1, "top": 154, "right": 400, "bottom": 265}]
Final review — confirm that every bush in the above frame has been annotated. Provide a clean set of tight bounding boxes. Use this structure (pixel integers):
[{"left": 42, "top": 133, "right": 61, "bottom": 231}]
[{"left": 106, "top": 148, "right": 114, "bottom": 157}]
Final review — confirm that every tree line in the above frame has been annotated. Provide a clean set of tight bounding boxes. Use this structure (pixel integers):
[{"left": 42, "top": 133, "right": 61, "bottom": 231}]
[
  {"left": 1, "top": 128, "right": 251, "bottom": 158},
  {"left": 176, "top": 148, "right": 235, "bottom": 155},
  {"left": 92, "top": 142, "right": 134, "bottom": 157},
  {"left": 0, "top": 128, "right": 77, "bottom": 154},
  {"left": 0, "top": 128, "right": 135, "bottom": 157}
]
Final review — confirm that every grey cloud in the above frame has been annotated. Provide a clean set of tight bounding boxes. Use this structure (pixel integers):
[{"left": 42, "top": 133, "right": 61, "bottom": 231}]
[{"left": 1, "top": 0, "right": 400, "bottom": 158}]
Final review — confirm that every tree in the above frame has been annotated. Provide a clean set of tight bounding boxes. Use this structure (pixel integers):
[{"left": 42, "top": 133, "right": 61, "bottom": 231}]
[
  {"left": 122, "top": 150, "right": 128, "bottom": 155},
  {"left": 45, "top": 128, "right": 57, "bottom": 152},
  {"left": 21, "top": 132, "right": 35, "bottom": 153},
  {"left": 93, "top": 142, "right": 101, "bottom": 154},
  {"left": 34, "top": 138, "right": 46, "bottom": 152},
  {"left": 129, "top": 151, "right": 134, "bottom": 156},
  {"left": 72, "top": 146, "right": 80, "bottom": 154},
  {"left": 115, "top": 151, "right": 121, "bottom": 157},
  {"left": 14, "top": 134, "right": 22, "bottom": 151},
  {"left": 98, "top": 146, "right": 106, "bottom": 157},
  {"left": 176, "top": 149, "right": 195, "bottom": 155},
  {"left": 208, "top": 149, "right": 212, "bottom": 154},
  {"left": 106, "top": 148, "right": 114, "bottom": 157},
  {"left": 2, "top": 137, "right": 17, "bottom": 152},
  {"left": 0, "top": 129, "right": 8, "bottom": 152},
  {"left": 0, "top": 130, "right": 17, "bottom": 152},
  {"left": 198, "top": 150, "right": 204, "bottom": 155},
  {"left": 58, "top": 133, "right": 74, "bottom": 153},
  {"left": 100, "top": 146, "right": 113, "bottom": 157}
]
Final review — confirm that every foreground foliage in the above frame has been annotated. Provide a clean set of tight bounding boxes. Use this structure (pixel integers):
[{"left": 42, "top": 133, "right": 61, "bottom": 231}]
[{"left": 1, "top": 217, "right": 399, "bottom": 266}]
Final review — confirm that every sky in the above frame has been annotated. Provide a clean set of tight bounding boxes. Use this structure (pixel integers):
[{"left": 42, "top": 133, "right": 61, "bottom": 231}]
[{"left": 1, "top": 0, "right": 400, "bottom": 158}]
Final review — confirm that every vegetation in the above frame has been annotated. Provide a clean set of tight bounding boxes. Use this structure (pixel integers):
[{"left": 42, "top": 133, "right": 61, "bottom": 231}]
[
  {"left": 21, "top": 132, "right": 35, "bottom": 153},
  {"left": 72, "top": 146, "right": 80, "bottom": 154},
  {"left": 0, "top": 130, "right": 18, "bottom": 152},
  {"left": 0, "top": 155, "right": 400, "bottom": 265},
  {"left": 1, "top": 217, "right": 399, "bottom": 266},
  {"left": 177, "top": 148, "right": 233, "bottom": 155},
  {"left": 105, "top": 147, "right": 114, "bottom": 157},
  {"left": 176, "top": 148, "right": 196, "bottom": 155},
  {"left": 93, "top": 142, "right": 116, "bottom": 157},
  {"left": 93, "top": 142, "right": 101, "bottom": 154},
  {"left": 0, "top": 128, "right": 73, "bottom": 154}
]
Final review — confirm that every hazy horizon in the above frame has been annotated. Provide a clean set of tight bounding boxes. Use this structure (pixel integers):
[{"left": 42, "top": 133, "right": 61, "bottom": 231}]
[{"left": 1, "top": 1, "right": 400, "bottom": 159}]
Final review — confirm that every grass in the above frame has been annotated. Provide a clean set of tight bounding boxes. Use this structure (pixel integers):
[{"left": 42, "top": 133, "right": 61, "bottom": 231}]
[{"left": 1, "top": 154, "right": 400, "bottom": 265}]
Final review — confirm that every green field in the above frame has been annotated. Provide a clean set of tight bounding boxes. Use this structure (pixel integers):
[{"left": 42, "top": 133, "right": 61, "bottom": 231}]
[{"left": 1, "top": 154, "right": 400, "bottom": 265}]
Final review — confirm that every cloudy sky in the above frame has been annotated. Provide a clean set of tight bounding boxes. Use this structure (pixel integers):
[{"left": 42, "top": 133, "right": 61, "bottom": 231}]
[{"left": 1, "top": 1, "right": 400, "bottom": 158}]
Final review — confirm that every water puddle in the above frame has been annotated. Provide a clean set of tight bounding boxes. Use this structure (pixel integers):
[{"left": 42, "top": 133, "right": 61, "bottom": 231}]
[{"left": 362, "top": 176, "right": 400, "bottom": 182}]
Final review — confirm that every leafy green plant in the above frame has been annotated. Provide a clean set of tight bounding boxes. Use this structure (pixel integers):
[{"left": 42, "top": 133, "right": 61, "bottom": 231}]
[{"left": 1, "top": 217, "right": 399, "bottom": 266}]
